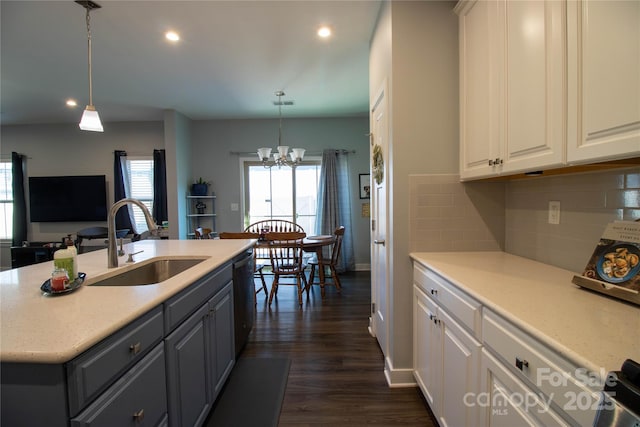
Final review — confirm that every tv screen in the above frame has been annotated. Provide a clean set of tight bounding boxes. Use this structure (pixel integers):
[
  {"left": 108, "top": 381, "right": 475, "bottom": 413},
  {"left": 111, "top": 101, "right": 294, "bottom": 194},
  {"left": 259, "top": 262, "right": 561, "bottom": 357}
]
[{"left": 29, "top": 175, "right": 108, "bottom": 222}]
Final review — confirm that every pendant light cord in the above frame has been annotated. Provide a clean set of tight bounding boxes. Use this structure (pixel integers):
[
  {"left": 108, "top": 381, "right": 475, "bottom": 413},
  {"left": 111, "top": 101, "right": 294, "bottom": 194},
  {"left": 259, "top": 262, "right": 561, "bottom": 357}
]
[
  {"left": 278, "top": 92, "right": 283, "bottom": 146},
  {"left": 86, "top": 7, "right": 94, "bottom": 107}
]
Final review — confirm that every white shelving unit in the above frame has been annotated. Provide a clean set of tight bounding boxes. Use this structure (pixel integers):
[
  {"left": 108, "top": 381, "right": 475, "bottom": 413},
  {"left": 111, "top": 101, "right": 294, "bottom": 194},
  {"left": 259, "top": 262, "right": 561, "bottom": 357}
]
[{"left": 186, "top": 194, "right": 217, "bottom": 239}]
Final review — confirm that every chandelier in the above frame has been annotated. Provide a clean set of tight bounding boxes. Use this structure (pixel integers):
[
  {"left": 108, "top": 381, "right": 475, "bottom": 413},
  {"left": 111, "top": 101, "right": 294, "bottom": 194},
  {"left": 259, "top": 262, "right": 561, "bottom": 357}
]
[{"left": 257, "top": 91, "right": 305, "bottom": 168}]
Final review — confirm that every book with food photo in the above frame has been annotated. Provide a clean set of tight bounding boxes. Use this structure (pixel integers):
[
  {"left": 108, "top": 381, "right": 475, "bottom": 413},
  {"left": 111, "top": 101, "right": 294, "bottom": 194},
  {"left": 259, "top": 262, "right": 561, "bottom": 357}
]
[{"left": 573, "top": 221, "right": 640, "bottom": 305}]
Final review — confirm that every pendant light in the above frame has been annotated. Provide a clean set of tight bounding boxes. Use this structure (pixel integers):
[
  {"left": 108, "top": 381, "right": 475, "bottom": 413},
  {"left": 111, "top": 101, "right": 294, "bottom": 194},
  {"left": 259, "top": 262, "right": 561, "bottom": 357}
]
[{"left": 77, "top": 0, "right": 103, "bottom": 132}]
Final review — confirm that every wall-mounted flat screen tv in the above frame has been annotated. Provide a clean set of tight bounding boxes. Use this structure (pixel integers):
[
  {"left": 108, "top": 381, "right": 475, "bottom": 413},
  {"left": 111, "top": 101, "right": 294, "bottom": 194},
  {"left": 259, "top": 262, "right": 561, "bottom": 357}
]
[{"left": 29, "top": 175, "right": 108, "bottom": 222}]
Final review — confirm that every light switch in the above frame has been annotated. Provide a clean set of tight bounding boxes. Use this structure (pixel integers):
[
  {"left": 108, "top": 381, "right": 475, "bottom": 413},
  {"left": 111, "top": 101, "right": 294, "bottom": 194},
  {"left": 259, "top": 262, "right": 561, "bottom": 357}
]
[
  {"left": 230, "top": 203, "right": 239, "bottom": 211},
  {"left": 548, "top": 201, "right": 560, "bottom": 224}
]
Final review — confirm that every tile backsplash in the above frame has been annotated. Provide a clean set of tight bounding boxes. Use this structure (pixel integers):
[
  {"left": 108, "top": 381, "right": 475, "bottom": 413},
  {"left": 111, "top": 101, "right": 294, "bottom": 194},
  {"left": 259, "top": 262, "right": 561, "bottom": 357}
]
[
  {"left": 409, "top": 174, "right": 505, "bottom": 252},
  {"left": 409, "top": 167, "right": 640, "bottom": 273},
  {"left": 505, "top": 167, "right": 640, "bottom": 273}
]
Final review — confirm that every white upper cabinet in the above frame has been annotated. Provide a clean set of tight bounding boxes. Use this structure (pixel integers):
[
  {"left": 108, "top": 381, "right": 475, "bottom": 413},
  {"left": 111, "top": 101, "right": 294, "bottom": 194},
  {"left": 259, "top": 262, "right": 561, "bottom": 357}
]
[
  {"left": 457, "top": 0, "right": 639, "bottom": 181},
  {"left": 457, "top": 0, "right": 501, "bottom": 179},
  {"left": 457, "top": 0, "right": 565, "bottom": 180},
  {"left": 567, "top": 0, "right": 640, "bottom": 163},
  {"left": 502, "top": 0, "right": 566, "bottom": 173}
]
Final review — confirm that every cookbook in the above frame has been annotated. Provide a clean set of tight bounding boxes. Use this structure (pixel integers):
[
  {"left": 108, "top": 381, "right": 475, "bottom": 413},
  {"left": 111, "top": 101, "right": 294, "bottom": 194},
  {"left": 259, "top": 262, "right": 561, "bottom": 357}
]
[{"left": 572, "top": 221, "right": 640, "bottom": 305}]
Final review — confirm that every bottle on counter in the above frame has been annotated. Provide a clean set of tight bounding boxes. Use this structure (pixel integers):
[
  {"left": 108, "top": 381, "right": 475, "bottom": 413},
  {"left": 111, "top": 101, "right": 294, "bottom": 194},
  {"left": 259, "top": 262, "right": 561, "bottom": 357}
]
[{"left": 53, "top": 236, "right": 78, "bottom": 279}]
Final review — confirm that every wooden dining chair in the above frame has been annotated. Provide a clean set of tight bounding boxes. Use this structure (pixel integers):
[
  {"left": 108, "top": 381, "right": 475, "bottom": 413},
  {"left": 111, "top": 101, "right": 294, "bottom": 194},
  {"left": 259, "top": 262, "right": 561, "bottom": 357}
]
[
  {"left": 308, "top": 226, "right": 345, "bottom": 296},
  {"left": 245, "top": 220, "right": 305, "bottom": 270},
  {"left": 194, "top": 227, "right": 213, "bottom": 239},
  {"left": 265, "top": 232, "right": 308, "bottom": 306},
  {"left": 219, "top": 232, "right": 269, "bottom": 303}
]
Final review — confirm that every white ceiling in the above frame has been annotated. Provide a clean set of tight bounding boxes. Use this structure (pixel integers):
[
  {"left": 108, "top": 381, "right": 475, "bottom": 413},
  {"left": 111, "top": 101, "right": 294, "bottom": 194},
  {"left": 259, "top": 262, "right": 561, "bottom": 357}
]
[{"left": 1, "top": 0, "right": 381, "bottom": 126}]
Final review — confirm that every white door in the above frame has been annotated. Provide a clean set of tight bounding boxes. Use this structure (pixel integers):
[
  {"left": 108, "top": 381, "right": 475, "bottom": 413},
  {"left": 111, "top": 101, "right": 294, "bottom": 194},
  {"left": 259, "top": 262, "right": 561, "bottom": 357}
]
[{"left": 370, "top": 82, "right": 389, "bottom": 357}]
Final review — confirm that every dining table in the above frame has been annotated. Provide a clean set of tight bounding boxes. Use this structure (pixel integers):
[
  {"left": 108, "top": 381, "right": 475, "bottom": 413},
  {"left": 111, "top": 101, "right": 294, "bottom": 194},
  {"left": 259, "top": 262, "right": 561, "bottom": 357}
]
[{"left": 254, "top": 234, "right": 336, "bottom": 290}]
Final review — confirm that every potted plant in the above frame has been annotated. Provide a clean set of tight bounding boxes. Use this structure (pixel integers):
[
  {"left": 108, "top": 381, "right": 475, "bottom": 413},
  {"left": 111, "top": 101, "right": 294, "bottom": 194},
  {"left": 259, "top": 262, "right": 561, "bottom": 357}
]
[{"left": 191, "top": 178, "right": 210, "bottom": 196}]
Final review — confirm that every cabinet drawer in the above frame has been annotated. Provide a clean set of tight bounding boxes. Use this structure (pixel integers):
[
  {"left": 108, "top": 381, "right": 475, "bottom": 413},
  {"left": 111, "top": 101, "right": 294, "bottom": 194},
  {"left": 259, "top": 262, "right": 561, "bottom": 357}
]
[
  {"left": 67, "top": 306, "right": 164, "bottom": 417},
  {"left": 164, "top": 263, "right": 232, "bottom": 333},
  {"left": 71, "top": 343, "right": 167, "bottom": 427},
  {"left": 481, "top": 348, "right": 569, "bottom": 427},
  {"left": 413, "top": 263, "right": 481, "bottom": 337},
  {"left": 483, "top": 310, "right": 600, "bottom": 426}
]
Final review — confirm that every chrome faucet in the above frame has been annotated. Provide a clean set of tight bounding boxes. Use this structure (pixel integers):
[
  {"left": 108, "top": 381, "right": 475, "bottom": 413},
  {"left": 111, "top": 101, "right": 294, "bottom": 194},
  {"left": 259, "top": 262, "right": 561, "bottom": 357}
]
[{"left": 108, "top": 198, "right": 158, "bottom": 268}]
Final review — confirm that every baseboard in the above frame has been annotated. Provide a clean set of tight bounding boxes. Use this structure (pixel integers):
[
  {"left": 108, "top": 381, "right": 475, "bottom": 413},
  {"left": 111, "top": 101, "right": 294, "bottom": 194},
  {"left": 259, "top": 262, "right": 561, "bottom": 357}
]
[
  {"left": 354, "top": 263, "right": 370, "bottom": 271},
  {"left": 384, "top": 356, "right": 418, "bottom": 388}
]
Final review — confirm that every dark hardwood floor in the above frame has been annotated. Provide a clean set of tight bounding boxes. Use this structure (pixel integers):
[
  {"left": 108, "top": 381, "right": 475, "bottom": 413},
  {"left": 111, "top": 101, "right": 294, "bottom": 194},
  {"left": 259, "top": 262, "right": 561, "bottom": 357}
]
[{"left": 240, "top": 271, "right": 438, "bottom": 426}]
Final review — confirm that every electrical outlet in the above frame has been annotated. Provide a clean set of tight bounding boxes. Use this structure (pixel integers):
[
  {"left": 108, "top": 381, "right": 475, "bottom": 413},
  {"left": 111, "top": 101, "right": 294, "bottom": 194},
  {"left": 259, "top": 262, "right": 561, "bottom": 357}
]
[
  {"left": 230, "top": 203, "right": 239, "bottom": 211},
  {"left": 548, "top": 201, "right": 560, "bottom": 224}
]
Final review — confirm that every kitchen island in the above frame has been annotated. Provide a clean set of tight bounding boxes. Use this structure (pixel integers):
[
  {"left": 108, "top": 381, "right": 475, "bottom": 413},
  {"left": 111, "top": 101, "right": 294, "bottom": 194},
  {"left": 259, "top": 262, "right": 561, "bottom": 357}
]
[
  {"left": 411, "top": 251, "right": 640, "bottom": 427},
  {"left": 1, "top": 238, "right": 256, "bottom": 427}
]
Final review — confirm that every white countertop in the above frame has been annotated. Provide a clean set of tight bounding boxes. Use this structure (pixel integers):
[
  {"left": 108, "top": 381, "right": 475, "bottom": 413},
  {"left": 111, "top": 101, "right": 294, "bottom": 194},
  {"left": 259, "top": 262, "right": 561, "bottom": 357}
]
[
  {"left": 0, "top": 239, "right": 255, "bottom": 364},
  {"left": 410, "top": 251, "right": 640, "bottom": 374}
]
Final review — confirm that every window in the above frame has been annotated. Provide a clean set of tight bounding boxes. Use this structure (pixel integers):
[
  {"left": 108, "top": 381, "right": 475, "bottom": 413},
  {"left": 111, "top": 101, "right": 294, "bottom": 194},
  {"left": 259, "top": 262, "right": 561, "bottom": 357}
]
[
  {"left": 0, "top": 162, "right": 12, "bottom": 239},
  {"left": 244, "top": 160, "right": 321, "bottom": 234},
  {"left": 122, "top": 158, "right": 154, "bottom": 232}
]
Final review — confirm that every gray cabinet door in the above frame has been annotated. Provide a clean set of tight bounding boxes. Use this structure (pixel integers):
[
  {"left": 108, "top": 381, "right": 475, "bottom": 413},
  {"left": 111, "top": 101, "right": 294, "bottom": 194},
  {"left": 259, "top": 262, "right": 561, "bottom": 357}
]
[
  {"left": 165, "top": 304, "right": 211, "bottom": 427},
  {"left": 208, "top": 281, "right": 235, "bottom": 400},
  {"left": 70, "top": 343, "right": 167, "bottom": 427}
]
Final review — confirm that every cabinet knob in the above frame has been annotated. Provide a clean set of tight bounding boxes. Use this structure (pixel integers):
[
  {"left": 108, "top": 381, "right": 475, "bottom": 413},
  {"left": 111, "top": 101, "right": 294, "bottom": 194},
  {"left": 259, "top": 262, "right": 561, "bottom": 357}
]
[
  {"left": 496, "top": 158, "right": 503, "bottom": 165},
  {"left": 488, "top": 159, "right": 494, "bottom": 166},
  {"left": 515, "top": 357, "right": 529, "bottom": 371},
  {"left": 129, "top": 342, "right": 141, "bottom": 355},
  {"left": 430, "top": 288, "right": 438, "bottom": 296},
  {"left": 133, "top": 409, "right": 145, "bottom": 422}
]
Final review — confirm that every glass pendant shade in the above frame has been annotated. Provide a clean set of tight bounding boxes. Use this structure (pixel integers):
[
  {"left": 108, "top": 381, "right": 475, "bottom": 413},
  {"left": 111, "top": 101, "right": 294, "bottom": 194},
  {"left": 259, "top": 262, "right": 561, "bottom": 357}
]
[
  {"left": 257, "top": 147, "right": 272, "bottom": 161},
  {"left": 291, "top": 148, "right": 305, "bottom": 161},
  {"left": 79, "top": 105, "right": 103, "bottom": 132},
  {"left": 276, "top": 146, "right": 289, "bottom": 158}
]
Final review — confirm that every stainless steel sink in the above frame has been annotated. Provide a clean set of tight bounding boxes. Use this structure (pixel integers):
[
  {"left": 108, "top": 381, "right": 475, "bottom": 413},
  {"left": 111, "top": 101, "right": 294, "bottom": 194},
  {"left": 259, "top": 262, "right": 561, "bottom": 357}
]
[{"left": 88, "top": 258, "right": 206, "bottom": 286}]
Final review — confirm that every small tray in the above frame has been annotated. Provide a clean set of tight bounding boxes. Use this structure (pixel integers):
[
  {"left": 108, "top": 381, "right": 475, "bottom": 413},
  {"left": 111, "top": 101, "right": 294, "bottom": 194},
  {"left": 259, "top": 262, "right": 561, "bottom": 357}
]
[{"left": 41, "top": 272, "right": 86, "bottom": 296}]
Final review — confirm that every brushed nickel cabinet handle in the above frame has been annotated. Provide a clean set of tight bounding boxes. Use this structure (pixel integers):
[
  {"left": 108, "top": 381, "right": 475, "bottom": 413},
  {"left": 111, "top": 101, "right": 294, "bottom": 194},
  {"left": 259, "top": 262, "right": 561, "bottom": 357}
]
[
  {"left": 133, "top": 409, "right": 145, "bottom": 422},
  {"left": 129, "top": 342, "right": 141, "bottom": 354},
  {"left": 373, "top": 239, "right": 385, "bottom": 246},
  {"left": 515, "top": 357, "right": 529, "bottom": 370}
]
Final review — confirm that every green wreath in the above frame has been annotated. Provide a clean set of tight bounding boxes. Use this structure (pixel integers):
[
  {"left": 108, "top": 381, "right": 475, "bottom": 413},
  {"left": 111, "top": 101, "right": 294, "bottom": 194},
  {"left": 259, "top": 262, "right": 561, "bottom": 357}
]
[{"left": 372, "top": 144, "right": 384, "bottom": 185}]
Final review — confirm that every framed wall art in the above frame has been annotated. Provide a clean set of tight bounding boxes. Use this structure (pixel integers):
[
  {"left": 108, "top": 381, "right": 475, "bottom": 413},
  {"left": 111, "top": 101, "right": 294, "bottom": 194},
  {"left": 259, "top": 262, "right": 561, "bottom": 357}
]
[{"left": 359, "top": 173, "right": 370, "bottom": 199}]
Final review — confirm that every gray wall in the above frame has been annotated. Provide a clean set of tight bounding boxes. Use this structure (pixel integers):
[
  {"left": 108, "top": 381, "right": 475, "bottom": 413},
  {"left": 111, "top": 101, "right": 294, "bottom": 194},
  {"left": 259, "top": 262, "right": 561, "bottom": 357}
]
[
  {"left": 190, "top": 116, "right": 371, "bottom": 269},
  {"left": 0, "top": 121, "right": 164, "bottom": 243},
  {"left": 0, "top": 116, "right": 372, "bottom": 270}
]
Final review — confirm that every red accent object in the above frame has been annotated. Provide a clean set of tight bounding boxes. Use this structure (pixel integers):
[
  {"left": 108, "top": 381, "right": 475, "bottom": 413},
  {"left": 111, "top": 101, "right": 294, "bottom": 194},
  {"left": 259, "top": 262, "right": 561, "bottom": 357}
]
[{"left": 51, "top": 275, "right": 68, "bottom": 291}]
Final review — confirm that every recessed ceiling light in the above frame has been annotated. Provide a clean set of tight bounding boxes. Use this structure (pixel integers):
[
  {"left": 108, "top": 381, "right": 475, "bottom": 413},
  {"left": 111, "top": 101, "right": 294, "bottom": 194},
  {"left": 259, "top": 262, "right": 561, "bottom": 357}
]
[
  {"left": 66, "top": 99, "right": 78, "bottom": 107},
  {"left": 317, "top": 26, "right": 332, "bottom": 38},
  {"left": 165, "top": 31, "right": 180, "bottom": 42}
]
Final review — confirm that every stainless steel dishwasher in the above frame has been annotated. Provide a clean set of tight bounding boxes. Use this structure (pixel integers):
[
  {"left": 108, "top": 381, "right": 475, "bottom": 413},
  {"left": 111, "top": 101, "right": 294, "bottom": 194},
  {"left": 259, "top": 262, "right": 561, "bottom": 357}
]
[{"left": 232, "top": 250, "right": 255, "bottom": 357}]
